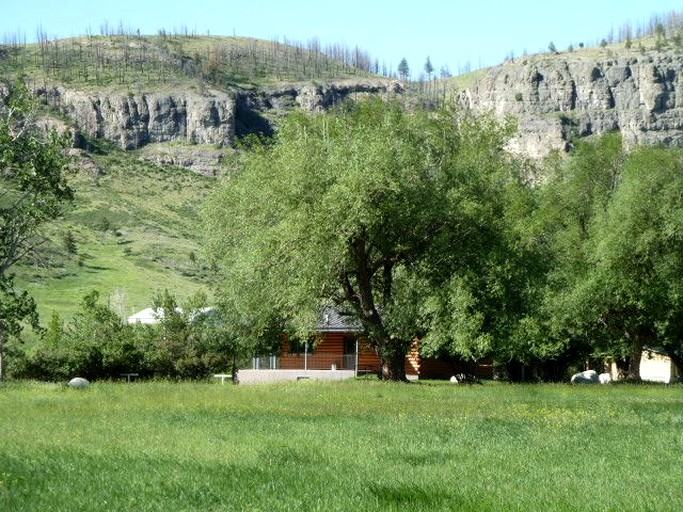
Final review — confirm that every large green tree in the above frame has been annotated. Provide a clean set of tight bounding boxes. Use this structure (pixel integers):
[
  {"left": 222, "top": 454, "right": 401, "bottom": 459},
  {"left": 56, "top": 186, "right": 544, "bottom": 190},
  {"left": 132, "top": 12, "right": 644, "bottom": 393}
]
[
  {"left": 533, "top": 134, "right": 625, "bottom": 371},
  {"left": 203, "top": 98, "right": 518, "bottom": 380},
  {"left": 585, "top": 146, "right": 683, "bottom": 379},
  {"left": 0, "top": 78, "right": 72, "bottom": 379},
  {"left": 537, "top": 134, "right": 683, "bottom": 380}
]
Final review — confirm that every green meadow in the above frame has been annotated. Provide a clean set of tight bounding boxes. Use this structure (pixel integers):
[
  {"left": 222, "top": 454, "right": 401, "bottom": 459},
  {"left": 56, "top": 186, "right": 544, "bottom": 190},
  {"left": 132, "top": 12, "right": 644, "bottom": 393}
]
[{"left": 1, "top": 380, "right": 682, "bottom": 511}]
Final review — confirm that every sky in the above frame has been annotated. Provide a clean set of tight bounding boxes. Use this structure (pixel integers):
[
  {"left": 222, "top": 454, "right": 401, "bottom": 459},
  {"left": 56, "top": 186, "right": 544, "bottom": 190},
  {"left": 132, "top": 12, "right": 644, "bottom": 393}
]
[{"left": 2, "top": 0, "right": 683, "bottom": 78}]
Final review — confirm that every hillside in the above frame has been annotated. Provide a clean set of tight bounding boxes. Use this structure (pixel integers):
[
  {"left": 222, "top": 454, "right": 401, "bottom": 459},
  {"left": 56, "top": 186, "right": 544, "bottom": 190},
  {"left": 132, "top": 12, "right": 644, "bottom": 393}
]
[
  {"left": 0, "top": 33, "right": 376, "bottom": 91},
  {"left": 1, "top": 35, "right": 399, "bottom": 324},
  {"left": 4, "top": 27, "right": 683, "bottom": 326},
  {"left": 15, "top": 144, "right": 216, "bottom": 322},
  {"left": 2, "top": 34, "right": 400, "bottom": 172}
]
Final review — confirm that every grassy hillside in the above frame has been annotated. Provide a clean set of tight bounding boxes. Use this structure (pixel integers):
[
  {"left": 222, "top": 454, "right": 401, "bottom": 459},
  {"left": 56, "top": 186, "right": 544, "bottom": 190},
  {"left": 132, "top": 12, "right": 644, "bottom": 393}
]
[
  {"left": 14, "top": 142, "right": 217, "bottom": 323},
  {"left": 1, "top": 33, "right": 383, "bottom": 328}
]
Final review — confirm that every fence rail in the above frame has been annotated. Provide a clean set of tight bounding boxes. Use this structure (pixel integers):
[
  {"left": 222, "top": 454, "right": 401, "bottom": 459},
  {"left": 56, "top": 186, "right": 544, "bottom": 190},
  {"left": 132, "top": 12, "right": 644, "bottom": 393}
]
[{"left": 252, "top": 353, "right": 360, "bottom": 371}]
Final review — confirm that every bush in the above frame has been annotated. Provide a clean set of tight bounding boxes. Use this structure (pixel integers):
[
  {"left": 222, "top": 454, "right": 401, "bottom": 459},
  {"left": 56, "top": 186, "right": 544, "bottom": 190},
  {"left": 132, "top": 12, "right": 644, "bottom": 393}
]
[{"left": 16, "top": 290, "right": 235, "bottom": 381}]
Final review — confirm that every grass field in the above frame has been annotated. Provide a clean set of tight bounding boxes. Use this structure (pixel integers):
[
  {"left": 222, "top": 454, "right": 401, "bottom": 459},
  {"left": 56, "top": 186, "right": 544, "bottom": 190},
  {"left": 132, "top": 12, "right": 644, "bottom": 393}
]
[{"left": 1, "top": 380, "right": 682, "bottom": 511}]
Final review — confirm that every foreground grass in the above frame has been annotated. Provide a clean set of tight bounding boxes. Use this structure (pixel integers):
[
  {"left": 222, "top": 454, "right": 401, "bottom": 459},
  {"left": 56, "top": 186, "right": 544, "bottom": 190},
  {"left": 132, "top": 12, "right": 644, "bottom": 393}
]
[{"left": 1, "top": 380, "right": 682, "bottom": 511}]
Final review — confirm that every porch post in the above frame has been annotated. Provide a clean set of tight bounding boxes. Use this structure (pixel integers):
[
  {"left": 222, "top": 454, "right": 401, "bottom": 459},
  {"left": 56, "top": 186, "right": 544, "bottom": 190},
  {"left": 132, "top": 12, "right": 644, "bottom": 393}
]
[
  {"left": 355, "top": 339, "right": 359, "bottom": 377},
  {"left": 304, "top": 342, "right": 308, "bottom": 372}
]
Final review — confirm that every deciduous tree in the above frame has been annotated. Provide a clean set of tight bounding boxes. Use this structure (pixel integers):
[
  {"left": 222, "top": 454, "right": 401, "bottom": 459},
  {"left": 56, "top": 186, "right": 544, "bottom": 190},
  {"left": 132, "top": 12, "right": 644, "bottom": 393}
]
[
  {"left": 532, "top": 134, "right": 625, "bottom": 376},
  {"left": 587, "top": 146, "right": 683, "bottom": 379},
  {"left": 0, "top": 78, "right": 72, "bottom": 379},
  {"left": 203, "top": 98, "right": 518, "bottom": 380}
]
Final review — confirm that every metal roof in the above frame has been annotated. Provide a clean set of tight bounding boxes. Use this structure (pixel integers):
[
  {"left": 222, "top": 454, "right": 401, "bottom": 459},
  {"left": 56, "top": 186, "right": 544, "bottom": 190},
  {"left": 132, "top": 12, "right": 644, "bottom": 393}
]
[{"left": 316, "top": 306, "right": 364, "bottom": 333}]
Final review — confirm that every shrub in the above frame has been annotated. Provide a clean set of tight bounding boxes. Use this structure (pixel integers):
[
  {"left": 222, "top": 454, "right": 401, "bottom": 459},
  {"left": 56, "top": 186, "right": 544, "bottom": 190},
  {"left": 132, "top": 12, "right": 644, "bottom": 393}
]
[{"left": 16, "top": 290, "right": 236, "bottom": 381}]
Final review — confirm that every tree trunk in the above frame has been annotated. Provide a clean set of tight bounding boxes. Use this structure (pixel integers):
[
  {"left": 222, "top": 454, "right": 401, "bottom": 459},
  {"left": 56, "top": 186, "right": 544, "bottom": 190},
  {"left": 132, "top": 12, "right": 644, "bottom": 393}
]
[
  {"left": 231, "top": 353, "right": 239, "bottom": 384},
  {"left": 667, "top": 350, "right": 683, "bottom": 383},
  {"left": 626, "top": 334, "right": 645, "bottom": 381},
  {"left": 345, "top": 235, "right": 409, "bottom": 381},
  {"left": 626, "top": 350, "right": 642, "bottom": 381},
  {"left": 377, "top": 337, "right": 408, "bottom": 382}
]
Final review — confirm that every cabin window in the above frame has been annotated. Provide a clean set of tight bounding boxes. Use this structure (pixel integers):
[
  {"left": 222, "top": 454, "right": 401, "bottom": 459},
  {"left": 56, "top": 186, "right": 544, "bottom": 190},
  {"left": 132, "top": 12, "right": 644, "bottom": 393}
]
[{"left": 290, "top": 337, "right": 315, "bottom": 355}]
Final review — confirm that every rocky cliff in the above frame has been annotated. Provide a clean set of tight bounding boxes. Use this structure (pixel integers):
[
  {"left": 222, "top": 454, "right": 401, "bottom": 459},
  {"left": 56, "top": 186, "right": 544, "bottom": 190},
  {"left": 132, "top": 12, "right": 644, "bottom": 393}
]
[
  {"left": 12, "top": 49, "right": 683, "bottom": 164},
  {"left": 30, "top": 79, "right": 400, "bottom": 153},
  {"left": 36, "top": 87, "right": 236, "bottom": 150},
  {"left": 459, "top": 51, "right": 683, "bottom": 157}
]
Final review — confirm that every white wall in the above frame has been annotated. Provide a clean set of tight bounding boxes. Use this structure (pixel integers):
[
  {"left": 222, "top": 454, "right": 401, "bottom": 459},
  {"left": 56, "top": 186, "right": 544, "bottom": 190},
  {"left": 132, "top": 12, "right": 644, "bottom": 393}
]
[{"left": 236, "top": 369, "right": 356, "bottom": 385}]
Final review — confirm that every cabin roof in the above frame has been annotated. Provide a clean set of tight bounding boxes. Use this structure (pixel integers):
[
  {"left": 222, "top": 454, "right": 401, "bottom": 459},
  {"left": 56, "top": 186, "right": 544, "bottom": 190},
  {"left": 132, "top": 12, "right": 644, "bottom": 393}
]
[{"left": 317, "top": 307, "right": 363, "bottom": 333}]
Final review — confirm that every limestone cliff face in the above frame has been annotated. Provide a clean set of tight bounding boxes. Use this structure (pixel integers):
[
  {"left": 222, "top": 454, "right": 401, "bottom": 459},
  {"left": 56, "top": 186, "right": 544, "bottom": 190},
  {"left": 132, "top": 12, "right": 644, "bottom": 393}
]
[
  {"left": 9, "top": 53, "right": 683, "bottom": 163},
  {"left": 460, "top": 52, "right": 683, "bottom": 157},
  {"left": 235, "top": 79, "right": 402, "bottom": 136},
  {"left": 258, "top": 78, "right": 403, "bottom": 112},
  {"left": 16, "top": 79, "right": 399, "bottom": 173},
  {"left": 27, "top": 79, "right": 399, "bottom": 162},
  {"left": 35, "top": 87, "right": 236, "bottom": 150}
]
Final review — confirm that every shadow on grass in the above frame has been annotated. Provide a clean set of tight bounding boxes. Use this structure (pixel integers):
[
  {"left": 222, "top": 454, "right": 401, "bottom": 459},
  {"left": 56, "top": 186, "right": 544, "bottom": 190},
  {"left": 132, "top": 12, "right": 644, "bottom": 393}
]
[
  {"left": 84, "top": 265, "right": 111, "bottom": 271},
  {"left": 368, "top": 482, "right": 488, "bottom": 510}
]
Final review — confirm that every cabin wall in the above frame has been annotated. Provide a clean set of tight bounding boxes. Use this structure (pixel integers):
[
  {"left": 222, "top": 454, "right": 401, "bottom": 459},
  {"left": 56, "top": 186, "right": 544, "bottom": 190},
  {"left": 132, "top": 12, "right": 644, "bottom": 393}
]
[
  {"left": 279, "top": 332, "right": 381, "bottom": 372},
  {"left": 407, "top": 341, "right": 494, "bottom": 379},
  {"left": 640, "top": 350, "right": 678, "bottom": 383},
  {"left": 274, "top": 333, "right": 492, "bottom": 379}
]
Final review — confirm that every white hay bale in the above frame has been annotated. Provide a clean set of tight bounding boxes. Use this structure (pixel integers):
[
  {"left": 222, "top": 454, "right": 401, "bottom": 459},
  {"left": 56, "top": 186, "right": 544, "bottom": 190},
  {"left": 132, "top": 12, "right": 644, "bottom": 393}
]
[
  {"left": 571, "top": 370, "right": 599, "bottom": 384},
  {"left": 68, "top": 377, "right": 90, "bottom": 388}
]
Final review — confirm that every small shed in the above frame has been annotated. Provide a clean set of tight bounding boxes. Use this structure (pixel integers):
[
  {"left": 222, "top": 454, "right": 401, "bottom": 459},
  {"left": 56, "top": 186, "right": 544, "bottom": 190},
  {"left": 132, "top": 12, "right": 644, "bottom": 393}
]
[
  {"left": 127, "top": 307, "right": 162, "bottom": 324},
  {"left": 127, "top": 306, "right": 214, "bottom": 325},
  {"left": 640, "top": 349, "right": 679, "bottom": 383}
]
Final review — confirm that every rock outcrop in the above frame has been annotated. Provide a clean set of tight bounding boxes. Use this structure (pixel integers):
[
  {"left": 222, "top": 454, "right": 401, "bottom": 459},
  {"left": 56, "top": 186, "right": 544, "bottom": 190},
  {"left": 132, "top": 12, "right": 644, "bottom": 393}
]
[
  {"left": 459, "top": 51, "right": 683, "bottom": 157},
  {"left": 29, "top": 79, "right": 401, "bottom": 153},
  {"left": 20, "top": 79, "right": 401, "bottom": 174},
  {"left": 36, "top": 86, "right": 236, "bottom": 150},
  {"left": 19, "top": 48, "right": 683, "bottom": 164},
  {"left": 235, "top": 78, "right": 402, "bottom": 136},
  {"left": 138, "top": 144, "right": 226, "bottom": 176},
  {"left": 246, "top": 78, "right": 403, "bottom": 113}
]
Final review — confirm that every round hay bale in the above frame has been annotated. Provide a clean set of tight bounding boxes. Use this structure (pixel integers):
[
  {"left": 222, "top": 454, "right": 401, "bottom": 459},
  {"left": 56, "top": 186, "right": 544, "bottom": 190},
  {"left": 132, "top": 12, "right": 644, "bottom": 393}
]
[
  {"left": 68, "top": 377, "right": 90, "bottom": 388},
  {"left": 570, "top": 370, "right": 599, "bottom": 384}
]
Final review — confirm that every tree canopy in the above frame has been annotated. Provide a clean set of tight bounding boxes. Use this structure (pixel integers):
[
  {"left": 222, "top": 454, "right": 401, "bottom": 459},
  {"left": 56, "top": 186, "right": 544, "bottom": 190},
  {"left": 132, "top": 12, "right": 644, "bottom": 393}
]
[
  {"left": 203, "top": 98, "right": 522, "bottom": 380},
  {"left": 583, "top": 146, "right": 683, "bottom": 378},
  {"left": 0, "top": 78, "right": 73, "bottom": 379},
  {"left": 533, "top": 134, "right": 683, "bottom": 380}
]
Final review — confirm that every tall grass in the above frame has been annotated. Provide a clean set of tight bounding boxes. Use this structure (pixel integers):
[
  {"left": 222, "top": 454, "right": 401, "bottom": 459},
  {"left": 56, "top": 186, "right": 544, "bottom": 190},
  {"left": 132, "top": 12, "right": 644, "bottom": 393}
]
[{"left": 1, "top": 380, "right": 681, "bottom": 511}]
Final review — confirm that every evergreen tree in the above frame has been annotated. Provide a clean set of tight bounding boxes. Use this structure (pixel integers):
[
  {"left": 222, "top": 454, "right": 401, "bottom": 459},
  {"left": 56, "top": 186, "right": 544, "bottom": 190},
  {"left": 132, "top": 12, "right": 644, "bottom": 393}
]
[
  {"left": 397, "top": 57, "right": 410, "bottom": 80},
  {"left": 424, "top": 56, "right": 434, "bottom": 80}
]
